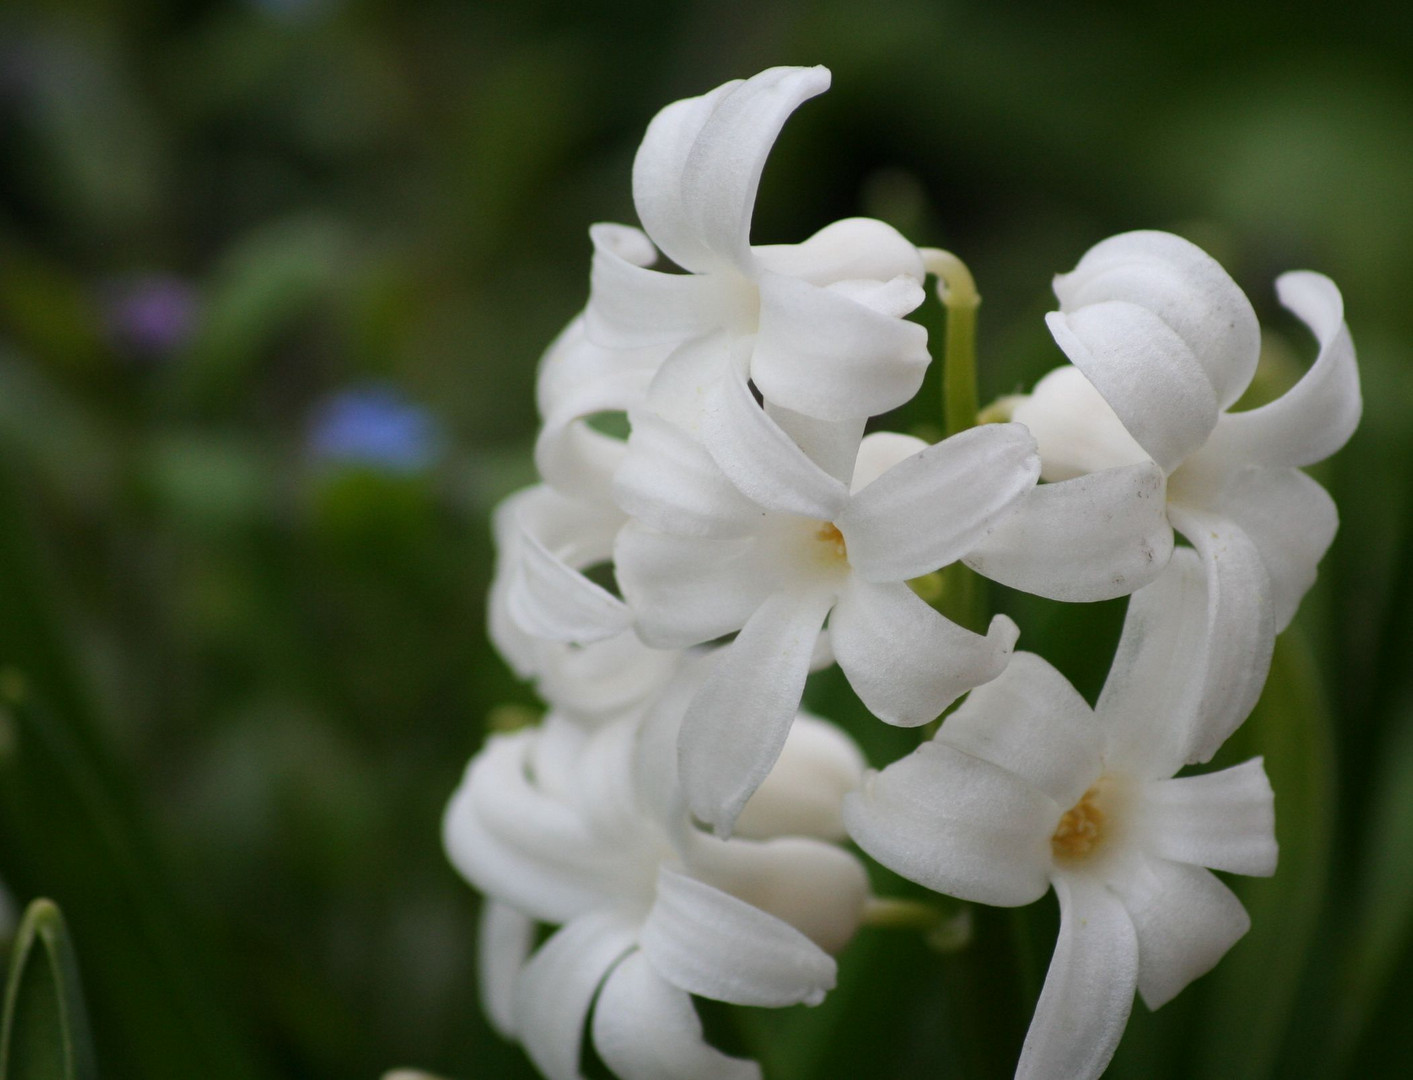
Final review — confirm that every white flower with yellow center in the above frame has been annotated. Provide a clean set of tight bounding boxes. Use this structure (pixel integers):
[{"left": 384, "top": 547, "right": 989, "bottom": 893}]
[
  {"left": 974, "top": 231, "right": 1359, "bottom": 759},
  {"left": 585, "top": 65, "right": 930, "bottom": 429},
  {"left": 613, "top": 374, "right": 1039, "bottom": 834},
  {"left": 844, "top": 549, "right": 1278, "bottom": 1080}
]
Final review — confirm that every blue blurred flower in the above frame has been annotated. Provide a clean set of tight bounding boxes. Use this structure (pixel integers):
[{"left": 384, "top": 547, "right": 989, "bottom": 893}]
[
  {"left": 102, "top": 274, "right": 201, "bottom": 358},
  {"left": 307, "top": 384, "right": 443, "bottom": 474}
]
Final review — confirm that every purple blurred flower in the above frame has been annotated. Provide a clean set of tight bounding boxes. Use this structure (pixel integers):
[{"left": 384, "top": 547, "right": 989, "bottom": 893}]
[
  {"left": 102, "top": 274, "right": 201, "bottom": 358},
  {"left": 307, "top": 384, "right": 443, "bottom": 473}
]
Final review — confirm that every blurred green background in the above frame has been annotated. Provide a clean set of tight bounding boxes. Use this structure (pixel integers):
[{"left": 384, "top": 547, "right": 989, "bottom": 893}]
[{"left": 0, "top": 1, "right": 1410, "bottom": 1077}]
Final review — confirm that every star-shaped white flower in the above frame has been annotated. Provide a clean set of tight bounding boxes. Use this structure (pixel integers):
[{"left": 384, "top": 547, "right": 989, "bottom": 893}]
[
  {"left": 585, "top": 65, "right": 930, "bottom": 427},
  {"left": 978, "top": 231, "right": 1359, "bottom": 758},
  {"left": 844, "top": 548, "right": 1278, "bottom": 1080},
  {"left": 445, "top": 707, "right": 869, "bottom": 1080},
  {"left": 613, "top": 367, "right": 1038, "bottom": 833}
]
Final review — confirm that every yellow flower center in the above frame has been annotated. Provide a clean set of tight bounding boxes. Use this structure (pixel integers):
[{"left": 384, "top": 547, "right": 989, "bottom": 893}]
[
  {"left": 815, "top": 522, "right": 848, "bottom": 562},
  {"left": 1052, "top": 783, "right": 1107, "bottom": 861}
]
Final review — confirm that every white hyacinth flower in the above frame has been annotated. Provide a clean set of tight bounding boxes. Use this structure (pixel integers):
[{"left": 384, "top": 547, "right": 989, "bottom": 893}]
[
  {"left": 614, "top": 374, "right": 1039, "bottom": 834},
  {"left": 585, "top": 65, "right": 930, "bottom": 428},
  {"left": 982, "top": 231, "right": 1359, "bottom": 760},
  {"left": 445, "top": 709, "right": 869, "bottom": 1080},
  {"left": 844, "top": 548, "right": 1278, "bottom": 1080}
]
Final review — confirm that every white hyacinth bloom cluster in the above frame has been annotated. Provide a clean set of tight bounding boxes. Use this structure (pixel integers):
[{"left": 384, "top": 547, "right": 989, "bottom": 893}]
[{"left": 445, "top": 65, "right": 1361, "bottom": 1080}]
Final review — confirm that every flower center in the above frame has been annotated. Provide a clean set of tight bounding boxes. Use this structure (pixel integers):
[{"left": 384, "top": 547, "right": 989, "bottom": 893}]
[
  {"left": 814, "top": 522, "right": 848, "bottom": 563},
  {"left": 1052, "top": 783, "right": 1107, "bottom": 861}
]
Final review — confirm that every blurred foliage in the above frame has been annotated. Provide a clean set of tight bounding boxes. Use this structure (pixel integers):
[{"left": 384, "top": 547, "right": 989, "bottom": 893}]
[{"left": 0, "top": 0, "right": 1409, "bottom": 1077}]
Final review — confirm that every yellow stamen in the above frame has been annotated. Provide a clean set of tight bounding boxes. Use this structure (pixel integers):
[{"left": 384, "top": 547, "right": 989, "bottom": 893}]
[
  {"left": 815, "top": 522, "right": 848, "bottom": 561},
  {"left": 1052, "top": 784, "right": 1106, "bottom": 861}
]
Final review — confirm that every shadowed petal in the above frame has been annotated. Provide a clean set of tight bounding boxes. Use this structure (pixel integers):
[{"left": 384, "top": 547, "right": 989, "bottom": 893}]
[
  {"left": 478, "top": 901, "right": 534, "bottom": 1038},
  {"left": 1139, "top": 758, "right": 1277, "bottom": 876},
  {"left": 1016, "top": 874, "right": 1137, "bottom": 1080}
]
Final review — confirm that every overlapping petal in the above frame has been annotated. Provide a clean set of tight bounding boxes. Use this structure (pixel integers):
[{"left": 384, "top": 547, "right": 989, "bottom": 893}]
[
  {"left": 478, "top": 901, "right": 535, "bottom": 1038},
  {"left": 1011, "top": 365, "right": 1149, "bottom": 482},
  {"left": 639, "top": 865, "right": 837, "bottom": 1007},
  {"left": 829, "top": 580, "right": 1017, "bottom": 727},
  {"left": 1139, "top": 758, "right": 1277, "bottom": 877}
]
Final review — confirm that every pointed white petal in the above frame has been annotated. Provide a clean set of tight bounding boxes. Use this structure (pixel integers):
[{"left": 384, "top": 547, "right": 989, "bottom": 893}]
[
  {"left": 735, "top": 712, "right": 867, "bottom": 842},
  {"left": 752, "top": 270, "right": 930, "bottom": 420},
  {"left": 508, "top": 525, "right": 632, "bottom": 644},
  {"left": 1167, "top": 505, "right": 1276, "bottom": 763},
  {"left": 964, "top": 461, "right": 1173, "bottom": 602},
  {"left": 477, "top": 901, "right": 534, "bottom": 1038},
  {"left": 1016, "top": 874, "right": 1137, "bottom": 1080},
  {"left": 701, "top": 359, "right": 851, "bottom": 519},
  {"left": 939, "top": 651, "right": 1103, "bottom": 808},
  {"left": 614, "top": 522, "right": 781, "bottom": 648},
  {"left": 585, "top": 223, "right": 737, "bottom": 347},
  {"left": 830, "top": 580, "right": 1017, "bottom": 727},
  {"left": 1054, "top": 230, "right": 1261, "bottom": 410},
  {"left": 1104, "top": 854, "right": 1251, "bottom": 1011},
  {"left": 1096, "top": 548, "right": 1210, "bottom": 780},
  {"left": 1198, "top": 464, "right": 1338, "bottom": 632},
  {"left": 677, "top": 67, "right": 832, "bottom": 274},
  {"left": 1201, "top": 271, "right": 1360, "bottom": 468},
  {"left": 614, "top": 411, "right": 764, "bottom": 538},
  {"left": 843, "top": 739, "right": 1055, "bottom": 906},
  {"left": 1011, "top": 365, "right": 1151, "bottom": 481},
  {"left": 753, "top": 217, "right": 925, "bottom": 287},
  {"left": 1139, "top": 758, "right": 1277, "bottom": 876},
  {"left": 836, "top": 423, "right": 1039, "bottom": 583},
  {"left": 686, "top": 833, "right": 869, "bottom": 954},
  {"left": 639, "top": 865, "right": 837, "bottom": 1007},
  {"left": 592, "top": 952, "right": 762, "bottom": 1080},
  {"left": 1046, "top": 302, "right": 1219, "bottom": 473},
  {"left": 514, "top": 911, "right": 638, "bottom": 1080},
  {"left": 679, "top": 590, "right": 834, "bottom": 835}
]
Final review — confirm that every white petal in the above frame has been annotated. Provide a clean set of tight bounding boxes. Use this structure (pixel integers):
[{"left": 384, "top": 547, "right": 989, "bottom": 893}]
[
  {"left": 1200, "top": 271, "right": 1360, "bottom": 469},
  {"left": 675, "top": 67, "right": 833, "bottom": 274},
  {"left": 1167, "top": 505, "right": 1276, "bottom": 763},
  {"left": 679, "top": 589, "right": 834, "bottom": 835},
  {"left": 514, "top": 911, "right": 638, "bottom": 1080},
  {"left": 939, "top": 651, "right": 1103, "bottom": 808},
  {"left": 534, "top": 631, "right": 682, "bottom": 724},
  {"left": 1097, "top": 548, "right": 1211, "bottom": 781},
  {"left": 536, "top": 312, "right": 657, "bottom": 420},
  {"left": 1046, "top": 302, "right": 1219, "bottom": 473},
  {"left": 830, "top": 579, "right": 1018, "bottom": 727},
  {"left": 964, "top": 461, "right": 1173, "bottom": 602},
  {"left": 686, "top": 833, "right": 870, "bottom": 954},
  {"left": 614, "top": 411, "right": 764, "bottom": 538},
  {"left": 639, "top": 865, "right": 837, "bottom": 1007},
  {"left": 1197, "top": 464, "right": 1338, "bottom": 632},
  {"left": 753, "top": 217, "right": 925, "bottom": 287},
  {"left": 752, "top": 270, "right": 930, "bottom": 420},
  {"left": 585, "top": 223, "right": 737, "bottom": 347},
  {"left": 645, "top": 330, "right": 738, "bottom": 430},
  {"left": 631, "top": 80, "right": 741, "bottom": 275},
  {"left": 1103, "top": 855, "right": 1250, "bottom": 1011},
  {"left": 843, "top": 739, "right": 1055, "bottom": 907},
  {"left": 701, "top": 358, "right": 850, "bottom": 520},
  {"left": 836, "top": 423, "right": 1039, "bottom": 583},
  {"left": 735, "top": 712, "right": 867, "bottom": 842},
  {"left": 477, "top": 901, "right": 534, "bottom": 1038},
  {"left": 1011, "top": 365, "right": 1151, "bottom": 481},
  {"left": 614, "top": 522, "right": 781, "bottom": 648},
  {"left": 509, "top": 525, "right": 632, "bottom": 644},
  {"left": 592, "top": 952, "right": 762, "bottom": 1080},
  {"left": 1016, "top": 874, "right": 1137, "bottom": 1080},
  {"left": 1054, "top": 230, "right": 1261, "bottom": 410},
  {"left": 1139, "top": 758, "right": 1277, "bottom": 876}
]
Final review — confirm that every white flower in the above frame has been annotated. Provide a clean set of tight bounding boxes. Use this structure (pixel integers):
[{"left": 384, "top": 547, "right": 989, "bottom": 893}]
[
  {"left": 613, "top": 378, "right": 1038, "bottom": 834},
  {"left": 977, "top": 231, "right": 1359, "bottom": 759},
  {"left": 445, "top": 709, "right": 869, "bottom": 1080},
  {"left": 585, "top": 65, "right": 930, "bottom": 426},
  {"left": 844, "top": 549, "right": 1278, "bottom": 1080}
]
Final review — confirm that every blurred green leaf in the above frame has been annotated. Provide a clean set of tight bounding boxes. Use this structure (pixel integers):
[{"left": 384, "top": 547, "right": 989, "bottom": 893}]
[
  {"left": 0, "top": 898, "right": 98, "bottom": 1080},
  {"left": 1189, "top": 632, "right": 1336, "bottom": 1079}
]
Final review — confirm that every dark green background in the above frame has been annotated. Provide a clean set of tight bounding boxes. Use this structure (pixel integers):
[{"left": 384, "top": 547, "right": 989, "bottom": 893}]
[{"left": 0, "top": 1, "right": 1410, "bottom": 1076}]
